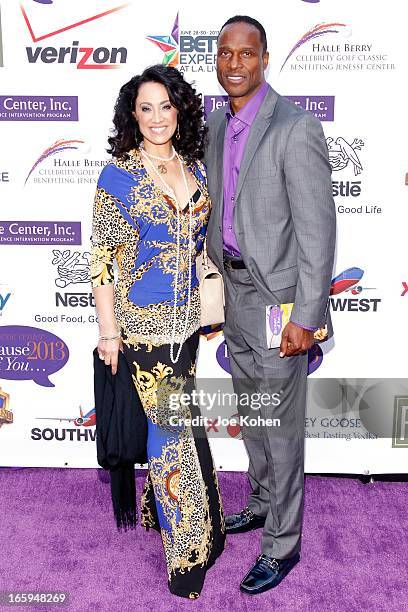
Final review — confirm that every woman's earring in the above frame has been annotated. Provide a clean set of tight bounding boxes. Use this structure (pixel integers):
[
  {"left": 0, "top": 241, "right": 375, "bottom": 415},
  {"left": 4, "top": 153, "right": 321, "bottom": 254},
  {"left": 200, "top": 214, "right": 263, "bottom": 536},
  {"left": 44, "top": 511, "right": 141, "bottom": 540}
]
[{"left": 176, "top": 123, "right": 180, "bottom": 140}]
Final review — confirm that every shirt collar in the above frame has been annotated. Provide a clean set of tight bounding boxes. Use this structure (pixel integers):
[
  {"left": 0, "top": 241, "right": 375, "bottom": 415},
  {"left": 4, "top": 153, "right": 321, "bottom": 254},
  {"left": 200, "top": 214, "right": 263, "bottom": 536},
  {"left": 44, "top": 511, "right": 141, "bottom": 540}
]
[{"left": 225, "top": 81, "right": 270, "bottom": 127}]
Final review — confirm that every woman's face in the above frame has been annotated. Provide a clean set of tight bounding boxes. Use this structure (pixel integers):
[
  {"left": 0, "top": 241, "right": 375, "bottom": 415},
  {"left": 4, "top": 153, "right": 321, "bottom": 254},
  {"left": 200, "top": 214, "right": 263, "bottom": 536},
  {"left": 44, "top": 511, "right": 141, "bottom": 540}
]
[{"left": 133, "top": 81, "right": 178, "bottom": 147}]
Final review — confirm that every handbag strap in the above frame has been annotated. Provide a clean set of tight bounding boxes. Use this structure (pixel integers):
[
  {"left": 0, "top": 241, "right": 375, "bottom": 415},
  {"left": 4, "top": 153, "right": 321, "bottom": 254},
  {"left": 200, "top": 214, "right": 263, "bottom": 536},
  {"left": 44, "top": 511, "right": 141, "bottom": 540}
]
[{"left": 202, "top": 238, "right": 209, "bottom": 269}]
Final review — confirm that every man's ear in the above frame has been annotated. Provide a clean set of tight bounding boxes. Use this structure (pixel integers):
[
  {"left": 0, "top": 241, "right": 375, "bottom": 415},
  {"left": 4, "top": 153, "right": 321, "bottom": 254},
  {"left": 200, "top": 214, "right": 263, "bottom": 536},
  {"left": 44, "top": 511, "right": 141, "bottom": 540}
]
[{"left": 263, "top": 51, "right": 269, "bottom": 70}]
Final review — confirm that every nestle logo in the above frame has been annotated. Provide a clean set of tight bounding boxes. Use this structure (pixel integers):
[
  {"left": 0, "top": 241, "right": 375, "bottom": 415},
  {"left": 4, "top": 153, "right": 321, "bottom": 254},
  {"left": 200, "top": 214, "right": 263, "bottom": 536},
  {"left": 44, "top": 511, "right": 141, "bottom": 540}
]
[
  {"left": 332, "top": 181, "right": 361, "bottom": 197},
  {"left": 55, "top": 292, "right": 95, "bottom": 307}
]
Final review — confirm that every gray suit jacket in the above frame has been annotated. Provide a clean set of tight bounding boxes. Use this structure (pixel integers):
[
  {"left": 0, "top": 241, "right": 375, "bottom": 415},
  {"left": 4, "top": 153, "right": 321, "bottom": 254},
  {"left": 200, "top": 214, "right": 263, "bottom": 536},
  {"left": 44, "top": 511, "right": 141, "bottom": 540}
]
[{"left": 205, "top": 86, "right": 336, "bottom": 330}]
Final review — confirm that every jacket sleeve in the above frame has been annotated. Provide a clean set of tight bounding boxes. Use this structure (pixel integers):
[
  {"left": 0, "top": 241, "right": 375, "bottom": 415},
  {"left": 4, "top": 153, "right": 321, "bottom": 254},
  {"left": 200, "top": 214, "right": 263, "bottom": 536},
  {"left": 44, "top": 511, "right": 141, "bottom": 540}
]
[
  {"left": 283, "top": 112, "right": 336, "bottom": 328},
  {"left": 90, "top": 165, "right": 135, "bottom": 288}
]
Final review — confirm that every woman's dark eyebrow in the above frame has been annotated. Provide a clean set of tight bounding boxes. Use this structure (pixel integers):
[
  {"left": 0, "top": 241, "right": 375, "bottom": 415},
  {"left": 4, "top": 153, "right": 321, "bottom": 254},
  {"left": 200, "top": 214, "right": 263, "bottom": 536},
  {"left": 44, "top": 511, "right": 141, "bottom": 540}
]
[{"left": 138, "top": 99, "right": 171, "bottom": 105}]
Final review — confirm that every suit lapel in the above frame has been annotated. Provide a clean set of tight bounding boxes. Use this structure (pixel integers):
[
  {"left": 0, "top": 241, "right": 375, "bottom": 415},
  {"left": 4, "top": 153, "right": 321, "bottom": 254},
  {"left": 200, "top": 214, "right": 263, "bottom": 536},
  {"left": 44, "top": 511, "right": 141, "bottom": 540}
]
[
  {"left": 215, "top": 115, "right": 227, "bottom": 224},
  {"left": 234, "top": 87, "right": 279, "bottom": 201}
]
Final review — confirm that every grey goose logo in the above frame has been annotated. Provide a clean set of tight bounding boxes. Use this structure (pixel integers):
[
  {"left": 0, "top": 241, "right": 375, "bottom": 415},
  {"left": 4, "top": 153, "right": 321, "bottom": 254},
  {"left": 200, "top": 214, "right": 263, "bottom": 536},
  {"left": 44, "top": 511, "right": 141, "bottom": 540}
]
[{"left": 393, "top": 397, "right": 408, "bottom": 448}]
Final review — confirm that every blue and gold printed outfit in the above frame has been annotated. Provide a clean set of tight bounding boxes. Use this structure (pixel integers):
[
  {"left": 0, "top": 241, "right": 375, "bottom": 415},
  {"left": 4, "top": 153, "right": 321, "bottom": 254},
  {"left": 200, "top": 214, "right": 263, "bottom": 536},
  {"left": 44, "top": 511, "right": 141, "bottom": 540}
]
[{"left": 91, "top": 149, "right": 225, "bottom": 599}]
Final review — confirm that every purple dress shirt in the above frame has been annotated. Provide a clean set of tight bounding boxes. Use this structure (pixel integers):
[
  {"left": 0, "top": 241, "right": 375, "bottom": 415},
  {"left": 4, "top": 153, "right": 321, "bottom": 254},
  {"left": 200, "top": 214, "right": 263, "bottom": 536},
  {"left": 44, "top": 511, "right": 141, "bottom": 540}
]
[
  {"left": 222, "top": 81, "right": 269, "bottom": 257},
  {"left": 221, "top": 82, "right": 317, "bottom": 332}
]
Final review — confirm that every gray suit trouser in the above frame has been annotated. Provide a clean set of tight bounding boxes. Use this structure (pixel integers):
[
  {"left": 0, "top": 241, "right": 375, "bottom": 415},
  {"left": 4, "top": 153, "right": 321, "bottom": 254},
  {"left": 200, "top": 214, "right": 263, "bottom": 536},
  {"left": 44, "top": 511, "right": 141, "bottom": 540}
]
[{"left": 223, "top": 266, "right": 308, "bottom": 559}]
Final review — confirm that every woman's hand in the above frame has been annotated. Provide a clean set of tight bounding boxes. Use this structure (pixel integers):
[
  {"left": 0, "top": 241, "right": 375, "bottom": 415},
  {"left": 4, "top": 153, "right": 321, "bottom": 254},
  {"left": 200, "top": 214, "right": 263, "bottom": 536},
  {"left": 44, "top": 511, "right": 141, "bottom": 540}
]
[
  {"left": 97, "top": 337, "right": 123, "bottom": 375},
  {"left": 92, "top": 284, "right": 122, "bottom": 374}
]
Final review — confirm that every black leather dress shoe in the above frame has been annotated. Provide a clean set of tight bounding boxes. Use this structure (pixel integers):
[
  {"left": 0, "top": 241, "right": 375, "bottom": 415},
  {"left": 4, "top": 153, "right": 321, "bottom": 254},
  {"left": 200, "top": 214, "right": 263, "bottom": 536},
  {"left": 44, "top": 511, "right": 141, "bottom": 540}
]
[
  {"left": 225, "top": 507, "right": 266, "bottom": 534},
  {"left": 240, "top": 553, "right": 300, "bottom": 595}
]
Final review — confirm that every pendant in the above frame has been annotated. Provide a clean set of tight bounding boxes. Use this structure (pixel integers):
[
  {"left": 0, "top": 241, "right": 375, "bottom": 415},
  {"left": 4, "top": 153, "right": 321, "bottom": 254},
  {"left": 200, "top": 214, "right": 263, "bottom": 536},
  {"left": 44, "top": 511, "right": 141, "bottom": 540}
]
[{"left": 157, "top": 164, "right": 167, "bottom": 174}]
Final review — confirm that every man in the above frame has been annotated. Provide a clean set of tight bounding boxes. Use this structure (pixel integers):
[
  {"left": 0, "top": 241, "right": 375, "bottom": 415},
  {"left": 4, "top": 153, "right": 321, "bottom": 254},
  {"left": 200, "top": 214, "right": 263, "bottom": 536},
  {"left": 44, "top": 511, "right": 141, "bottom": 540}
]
[{"left": 205, "top": 16, "right": 336, "bottom": 595}]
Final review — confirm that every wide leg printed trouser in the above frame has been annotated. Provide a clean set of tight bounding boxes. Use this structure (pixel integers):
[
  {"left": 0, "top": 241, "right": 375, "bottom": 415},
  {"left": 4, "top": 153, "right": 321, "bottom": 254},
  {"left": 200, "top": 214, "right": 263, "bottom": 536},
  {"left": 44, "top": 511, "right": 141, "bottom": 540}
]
[{"left": 122, "top": 331, "right": 225, "bottom": 599}]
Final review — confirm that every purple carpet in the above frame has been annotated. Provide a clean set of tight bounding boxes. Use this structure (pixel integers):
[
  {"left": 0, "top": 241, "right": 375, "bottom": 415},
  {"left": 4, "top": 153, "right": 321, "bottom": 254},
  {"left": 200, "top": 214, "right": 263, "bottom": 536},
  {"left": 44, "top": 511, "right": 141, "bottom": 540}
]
[{"left": 0, "top": 469, "right": 407, "bottom": 612}]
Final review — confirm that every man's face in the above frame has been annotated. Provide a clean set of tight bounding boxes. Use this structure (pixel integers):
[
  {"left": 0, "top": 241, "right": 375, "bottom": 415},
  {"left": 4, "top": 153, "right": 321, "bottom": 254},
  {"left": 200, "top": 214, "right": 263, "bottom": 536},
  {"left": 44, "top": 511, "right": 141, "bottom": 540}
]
[{"left": 216, "top": 22, "right": 269, "bottom": 106}]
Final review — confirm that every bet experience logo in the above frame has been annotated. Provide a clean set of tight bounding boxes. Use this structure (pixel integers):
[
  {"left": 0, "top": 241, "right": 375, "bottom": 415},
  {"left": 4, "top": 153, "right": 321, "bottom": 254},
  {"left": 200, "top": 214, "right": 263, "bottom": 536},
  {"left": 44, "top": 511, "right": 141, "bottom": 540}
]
[
  {"left": 25, "top": 139, "right": 108, "bottom": 185},
  {"left": 21, "top": 1, "right": 128, "bottom": 68},
  {"left": 281, "top": 22, "right": 396, "bottom": 72},
  {"left": 148, "top": 12, "right": 218, "bottom": 73},
  {"left": 330, "top": 267, "right": 380, "bottom": 312}
]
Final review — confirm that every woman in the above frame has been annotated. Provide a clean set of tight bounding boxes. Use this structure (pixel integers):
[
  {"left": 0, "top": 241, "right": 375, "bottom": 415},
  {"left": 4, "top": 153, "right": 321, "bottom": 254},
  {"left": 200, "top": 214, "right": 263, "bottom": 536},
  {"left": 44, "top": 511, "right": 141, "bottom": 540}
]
[{"left": 90, "top": 65, "right": 225, "bottom": 599}]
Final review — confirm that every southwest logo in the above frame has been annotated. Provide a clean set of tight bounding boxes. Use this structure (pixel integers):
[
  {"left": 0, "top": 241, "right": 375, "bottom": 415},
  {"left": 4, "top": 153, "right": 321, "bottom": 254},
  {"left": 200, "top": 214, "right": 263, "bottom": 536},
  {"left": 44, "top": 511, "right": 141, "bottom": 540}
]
[
  {"left": 330, "top": 267, "right": 380, "bottom": 312},
  {"left": 36, "top": 406, "right": 96, "bottom": 427},
  {"left": 147, "top": 12, "right": 179, "bottom": 67},
  {"left": 31, "top": 406, "right": 96, "bottom": 442},
  {"left": 280, "top": 22, "right": 347, "bottom": 71},
  {"left": 21, "top": 1, "right": 128, "bottom": 68}
]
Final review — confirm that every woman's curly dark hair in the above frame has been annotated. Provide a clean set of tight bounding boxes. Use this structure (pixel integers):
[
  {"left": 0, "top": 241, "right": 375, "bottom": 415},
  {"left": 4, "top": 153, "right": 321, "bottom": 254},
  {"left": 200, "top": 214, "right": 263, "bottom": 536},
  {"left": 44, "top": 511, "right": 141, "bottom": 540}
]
[{"left": 107, "top": 65, "right": 206, "bottom": 164}]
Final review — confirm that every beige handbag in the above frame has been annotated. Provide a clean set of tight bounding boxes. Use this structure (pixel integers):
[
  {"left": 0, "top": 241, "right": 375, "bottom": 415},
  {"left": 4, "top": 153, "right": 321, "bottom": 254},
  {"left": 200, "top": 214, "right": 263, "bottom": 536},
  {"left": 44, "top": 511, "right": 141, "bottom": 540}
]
[{"left": 196, "top": 240, "right": 225, "bottom": 326}]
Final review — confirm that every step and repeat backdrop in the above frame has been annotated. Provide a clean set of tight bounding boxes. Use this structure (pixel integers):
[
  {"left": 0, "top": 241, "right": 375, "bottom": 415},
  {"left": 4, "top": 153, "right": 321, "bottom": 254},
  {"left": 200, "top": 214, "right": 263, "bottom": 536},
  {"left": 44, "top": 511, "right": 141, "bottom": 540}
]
[{"left": 0, "top": 0, "right": 407, "bottom": 472}]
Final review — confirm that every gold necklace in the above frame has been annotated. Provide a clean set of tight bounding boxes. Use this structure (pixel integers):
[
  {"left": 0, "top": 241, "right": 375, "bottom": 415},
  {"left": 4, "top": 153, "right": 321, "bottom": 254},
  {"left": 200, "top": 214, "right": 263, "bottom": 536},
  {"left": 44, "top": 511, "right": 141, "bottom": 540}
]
[{"left": 139, "top": 144, "right": 176, "bottom": 174}]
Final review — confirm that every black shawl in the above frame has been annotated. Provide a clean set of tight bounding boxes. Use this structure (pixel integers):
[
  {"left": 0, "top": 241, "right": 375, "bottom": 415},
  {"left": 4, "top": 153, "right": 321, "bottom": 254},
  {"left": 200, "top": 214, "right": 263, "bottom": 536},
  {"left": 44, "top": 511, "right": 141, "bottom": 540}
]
[{"left": 93, "top": 348, "right": 147, "bottom": 530}]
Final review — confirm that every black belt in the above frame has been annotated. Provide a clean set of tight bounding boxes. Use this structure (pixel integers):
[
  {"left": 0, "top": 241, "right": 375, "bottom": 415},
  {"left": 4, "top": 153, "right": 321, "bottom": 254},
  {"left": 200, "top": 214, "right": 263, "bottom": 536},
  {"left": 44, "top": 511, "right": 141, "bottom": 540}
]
[{"left": 223, "top": 251, "right": 246, "bottom": 270}]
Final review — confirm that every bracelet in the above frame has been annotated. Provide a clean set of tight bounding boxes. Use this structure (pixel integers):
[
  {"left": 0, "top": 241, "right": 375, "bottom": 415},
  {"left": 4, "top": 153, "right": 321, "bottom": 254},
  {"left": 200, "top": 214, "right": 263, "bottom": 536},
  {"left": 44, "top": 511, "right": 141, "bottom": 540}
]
[{"left": 99, "top": 333, "right": 121, "bottom": 341}]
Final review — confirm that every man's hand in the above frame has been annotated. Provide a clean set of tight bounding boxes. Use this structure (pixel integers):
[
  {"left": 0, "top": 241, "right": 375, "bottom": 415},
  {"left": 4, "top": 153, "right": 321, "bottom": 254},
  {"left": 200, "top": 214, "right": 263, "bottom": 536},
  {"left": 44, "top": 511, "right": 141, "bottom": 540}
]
[{"left": 279, "top": 322, "right": 314, "bottom": 358}]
